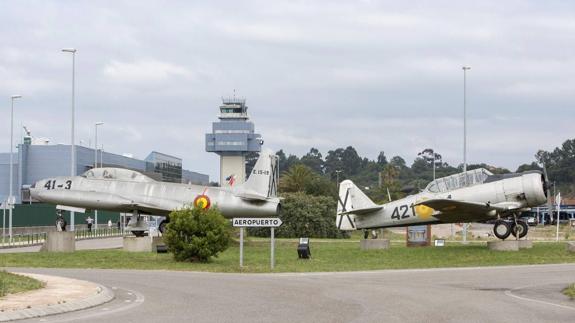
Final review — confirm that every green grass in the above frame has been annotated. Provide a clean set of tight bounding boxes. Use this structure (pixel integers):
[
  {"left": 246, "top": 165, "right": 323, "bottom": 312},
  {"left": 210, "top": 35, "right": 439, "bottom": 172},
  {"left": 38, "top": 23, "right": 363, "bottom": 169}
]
[
  {"left": 563, "top": 283, "right": 575, "bottom": 300},
  {"left": 1, "top": 239, "right": 575, "bottom": 273},
  {"left": 0, "top": 271, "right": 44, "bottom": 297}
]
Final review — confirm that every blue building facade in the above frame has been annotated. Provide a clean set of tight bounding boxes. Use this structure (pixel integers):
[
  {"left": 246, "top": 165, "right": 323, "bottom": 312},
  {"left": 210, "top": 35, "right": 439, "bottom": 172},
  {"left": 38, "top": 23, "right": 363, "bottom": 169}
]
[{"left": 0, "top": 142, "right": 209, "bottom": 204}]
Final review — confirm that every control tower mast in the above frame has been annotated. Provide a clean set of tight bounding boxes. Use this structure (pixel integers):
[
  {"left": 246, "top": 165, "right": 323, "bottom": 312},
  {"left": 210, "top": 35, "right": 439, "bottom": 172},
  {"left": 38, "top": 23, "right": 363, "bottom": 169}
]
[{"left": 205, "top": 97, "right": 263, "bottom": 187}]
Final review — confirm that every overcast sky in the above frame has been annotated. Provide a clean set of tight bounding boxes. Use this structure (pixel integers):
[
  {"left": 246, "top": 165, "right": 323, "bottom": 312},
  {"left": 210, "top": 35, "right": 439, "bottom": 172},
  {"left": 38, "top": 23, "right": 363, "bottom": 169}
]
[{"left": 1, "top": 0, "right": 573, "bottom": 180}]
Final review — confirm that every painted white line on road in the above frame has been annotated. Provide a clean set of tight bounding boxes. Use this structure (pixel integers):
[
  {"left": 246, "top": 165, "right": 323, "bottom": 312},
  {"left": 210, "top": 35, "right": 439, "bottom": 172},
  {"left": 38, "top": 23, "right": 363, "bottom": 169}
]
[{"left": 505, "top": 289, "right": 575, "bottom": 311}]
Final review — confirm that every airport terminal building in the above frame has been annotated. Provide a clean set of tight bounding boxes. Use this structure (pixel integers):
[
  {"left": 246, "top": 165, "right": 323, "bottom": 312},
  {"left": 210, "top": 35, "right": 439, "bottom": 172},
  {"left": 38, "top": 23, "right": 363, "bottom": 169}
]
[{"left": 0, "top": 140, "right": 209, "bottom": 205}]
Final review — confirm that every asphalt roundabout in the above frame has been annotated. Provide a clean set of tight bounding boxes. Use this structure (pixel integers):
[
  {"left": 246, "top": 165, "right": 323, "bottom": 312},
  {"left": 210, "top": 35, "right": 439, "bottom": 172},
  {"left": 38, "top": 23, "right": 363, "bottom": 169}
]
[{"left": 4, "top": 263, "right": 575, "bottom": 323}]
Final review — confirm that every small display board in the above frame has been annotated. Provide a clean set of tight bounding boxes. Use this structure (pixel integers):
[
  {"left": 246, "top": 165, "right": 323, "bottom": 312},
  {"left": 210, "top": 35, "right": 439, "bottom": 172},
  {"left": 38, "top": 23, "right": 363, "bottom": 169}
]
[
  {"left": 434, "top": 239, "right": 445, "bottom": 247},
  {"left": 406, "top": 225, "right": 431, "bottom": 247}
]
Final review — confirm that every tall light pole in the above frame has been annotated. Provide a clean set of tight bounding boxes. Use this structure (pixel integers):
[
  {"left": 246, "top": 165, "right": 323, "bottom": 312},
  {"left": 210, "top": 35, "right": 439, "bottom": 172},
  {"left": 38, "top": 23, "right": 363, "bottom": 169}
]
[
  {"left": 94, "top": 122, "right": 103, "bottom": 229},
  {"left": 462, "top": 66, "right": 471, "bottom": 244},
  {"left": 62, "top": 48, "right": 77, "bottom": 231},
  {"left": 9, "top": 95, "right": 22, "bottom": 242},
  {"left": 94, "top": 122, "right": 104, "bottom": 168},
  {"left": 462, "top": 66, "right": 471, "bottom": 175}
]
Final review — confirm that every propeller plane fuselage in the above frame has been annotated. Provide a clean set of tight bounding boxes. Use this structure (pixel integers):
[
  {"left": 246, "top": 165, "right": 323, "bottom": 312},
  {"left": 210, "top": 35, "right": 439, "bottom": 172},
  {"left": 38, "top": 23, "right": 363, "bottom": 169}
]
[{"left": 337, "top": 168, "right": 548, "bottom": 240}]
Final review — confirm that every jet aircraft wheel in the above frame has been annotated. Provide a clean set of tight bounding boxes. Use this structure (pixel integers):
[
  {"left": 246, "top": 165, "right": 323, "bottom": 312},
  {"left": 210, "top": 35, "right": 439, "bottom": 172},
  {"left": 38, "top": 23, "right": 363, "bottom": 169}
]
[
  {"left": 493, "top": 220, "right": 511, "bottom": 240},
  {"left": 364, "top": 230, "right": 369, "bottom": 239},
  {"left": 132, "top": 230, "right": 146, "bottom": 237},
  {"left": 511, "top": 221, "right": 528, "bottom": 239}
]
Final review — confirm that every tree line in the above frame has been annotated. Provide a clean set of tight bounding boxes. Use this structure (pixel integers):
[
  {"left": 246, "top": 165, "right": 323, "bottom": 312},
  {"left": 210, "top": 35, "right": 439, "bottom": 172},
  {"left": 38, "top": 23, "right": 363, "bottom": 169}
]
[{"left": 247, "top": 137, "right": 574, "bottom": 238}]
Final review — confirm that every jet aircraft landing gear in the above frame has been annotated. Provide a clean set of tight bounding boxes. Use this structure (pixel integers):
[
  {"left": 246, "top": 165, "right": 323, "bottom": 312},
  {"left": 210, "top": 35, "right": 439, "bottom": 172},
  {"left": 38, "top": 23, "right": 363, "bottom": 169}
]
[
  {"left": 493, "top": 219, "right": 528, "bottom": 240},
  {"left": 126, "top": 210, "right": 148, "bottom": 237}
]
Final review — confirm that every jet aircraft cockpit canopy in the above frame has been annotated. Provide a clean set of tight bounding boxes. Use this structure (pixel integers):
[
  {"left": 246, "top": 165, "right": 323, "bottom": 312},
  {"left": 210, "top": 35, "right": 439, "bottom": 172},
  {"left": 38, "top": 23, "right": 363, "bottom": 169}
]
[
  {"left": 425, "top": 168, "right": 493, "bottom": 193},
  {"left": 82, "top": 168, "right": 155, "bottom": 183}
]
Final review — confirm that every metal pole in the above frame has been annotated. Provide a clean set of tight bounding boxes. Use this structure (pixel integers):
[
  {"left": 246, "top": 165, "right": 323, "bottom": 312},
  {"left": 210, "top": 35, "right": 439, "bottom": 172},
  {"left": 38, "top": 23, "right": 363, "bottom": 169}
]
[
  {"left": 239, "top": 227, "right": 244, "bottom": 268},
  {"left": 94, "top": 124, "right": 98, "bottom": 168},
  {"left": 556, "top": 195, "right": 561, "bottom": 241},
  {"left": 271, "top": 227, "right": 275, "bottom": 270},
  {"left": 462, "top": 66, "right": 470, "bottom": 244},
  {"left": 9, "top": 95, "right": 21, "bottom": 242},
  {"left": 94, "top": 122, "right": 103, "bottom": 230},
  {"left": 2, "top": 202, "right": 5, "bottom": 244},
  {"left": 62, "top": 48, "right": 77, "bottom": 231}
]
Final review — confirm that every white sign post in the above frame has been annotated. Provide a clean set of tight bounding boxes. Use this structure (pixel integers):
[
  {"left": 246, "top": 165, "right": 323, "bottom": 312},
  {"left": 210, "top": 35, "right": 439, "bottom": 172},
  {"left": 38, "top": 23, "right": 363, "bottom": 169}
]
[
  {"left": 556, "top": 193, "right": 561, "bottom": 242},
  {"left": 1, "top": 201, "right": 5, "bottom": 244},
  {"left": 233, "top": 218, "right": 283, "bottom": 270}
]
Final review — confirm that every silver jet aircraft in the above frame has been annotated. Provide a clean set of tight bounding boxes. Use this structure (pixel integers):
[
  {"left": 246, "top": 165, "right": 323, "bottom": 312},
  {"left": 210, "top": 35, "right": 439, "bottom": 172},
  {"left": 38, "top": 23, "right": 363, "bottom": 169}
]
[
  {"left": 30, "top": 151, "right": 280, "bottom": 236},
  {"left": 336, "top": 168, "right": 549, "bottom": 240}
]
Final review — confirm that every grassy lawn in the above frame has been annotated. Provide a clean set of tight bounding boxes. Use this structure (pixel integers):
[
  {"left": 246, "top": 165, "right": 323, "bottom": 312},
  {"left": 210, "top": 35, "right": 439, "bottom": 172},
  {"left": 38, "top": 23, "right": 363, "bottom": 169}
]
[
  {"left": 0, "top": 271, "right": 44, "bottom": 297},
  {"left": 563, "top": 283, "right": 575, "bottom": 300},
  {"left": 1, "top": 239, "right": 575, "bottom": 273}
]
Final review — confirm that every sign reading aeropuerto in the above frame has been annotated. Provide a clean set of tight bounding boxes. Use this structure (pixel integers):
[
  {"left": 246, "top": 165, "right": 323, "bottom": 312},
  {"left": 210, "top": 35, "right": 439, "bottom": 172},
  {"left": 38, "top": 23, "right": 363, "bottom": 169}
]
[
  {"left": 232, "top": 217, "right": 283, "bottom": 270},
  {"left": 232, "top": 217, "right": 282, "bottom": 227}
]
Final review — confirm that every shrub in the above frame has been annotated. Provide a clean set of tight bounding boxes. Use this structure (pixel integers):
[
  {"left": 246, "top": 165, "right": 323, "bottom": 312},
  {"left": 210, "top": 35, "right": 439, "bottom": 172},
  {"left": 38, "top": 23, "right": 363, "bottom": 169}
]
[
  {"left": 164, "top": 207, "right": 231, "bottom": 262},
  {"left": 248, "top": 192, "right": 349, "bottom": 239}
]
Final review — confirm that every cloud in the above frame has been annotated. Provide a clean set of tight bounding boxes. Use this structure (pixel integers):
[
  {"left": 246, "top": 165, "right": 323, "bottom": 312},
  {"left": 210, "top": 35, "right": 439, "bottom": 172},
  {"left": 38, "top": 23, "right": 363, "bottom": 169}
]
[
  {"left": 102, "top": 59, "right": 191, "bottom": 84},
  {"left": 0, "top": 0, "right": 573, "bottom": 180}
]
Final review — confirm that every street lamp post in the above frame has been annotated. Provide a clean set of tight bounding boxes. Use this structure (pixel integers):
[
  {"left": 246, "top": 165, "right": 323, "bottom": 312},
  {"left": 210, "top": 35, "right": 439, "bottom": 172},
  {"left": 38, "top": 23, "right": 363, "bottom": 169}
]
[
  {"left": 62, "top": 48, "right": 77, "bottom": 231},
  {"left": 94, "top": 122, "right": 104, "bottom": 229},
  {"left": 335, "top": 170, "right": 342, "bottom": 190},
  {"left": 9, "top": 95, "right": 22, "bottom": 242},
  {"left": 462, "top": 66, "right": 471, "bottom": 244}
]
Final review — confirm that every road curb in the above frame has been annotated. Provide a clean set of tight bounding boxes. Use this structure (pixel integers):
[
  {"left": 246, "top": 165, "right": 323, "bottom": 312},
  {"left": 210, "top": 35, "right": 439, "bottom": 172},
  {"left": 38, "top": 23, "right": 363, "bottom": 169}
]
[{"left": 0, "top": 280, "right": 114, "bottom": 322}]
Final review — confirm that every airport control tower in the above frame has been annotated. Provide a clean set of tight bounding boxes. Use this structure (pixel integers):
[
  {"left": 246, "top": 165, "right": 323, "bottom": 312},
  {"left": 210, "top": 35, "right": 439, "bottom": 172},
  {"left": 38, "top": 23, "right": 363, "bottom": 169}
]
[{"left": 205, "top": 97, "right": 263, "bottom": 187}]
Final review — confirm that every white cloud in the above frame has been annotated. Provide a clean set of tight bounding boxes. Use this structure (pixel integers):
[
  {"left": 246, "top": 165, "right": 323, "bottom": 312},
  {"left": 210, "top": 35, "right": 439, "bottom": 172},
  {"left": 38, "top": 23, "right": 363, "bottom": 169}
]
[
  {"left": 102, "top": 59, "right": 191, "bottom": 84},
  {"left": 0, "top": 0, "right": 573, "bottom": 180}
]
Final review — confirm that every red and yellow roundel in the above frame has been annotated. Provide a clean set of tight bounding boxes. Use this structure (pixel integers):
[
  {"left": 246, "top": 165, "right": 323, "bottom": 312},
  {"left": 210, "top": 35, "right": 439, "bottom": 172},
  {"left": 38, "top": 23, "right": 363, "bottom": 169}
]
[{"left": 193, "top": 195, "right": 211, "bottom": 209}]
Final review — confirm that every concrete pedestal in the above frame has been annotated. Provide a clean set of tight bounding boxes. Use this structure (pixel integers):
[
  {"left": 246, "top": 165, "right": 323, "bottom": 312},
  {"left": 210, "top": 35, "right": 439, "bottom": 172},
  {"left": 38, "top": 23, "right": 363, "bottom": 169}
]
[
  {"left": 567, "top": 242, "right": 575, "bottom": 253},
  {"left": 151, "top": 236, "right": 166, "bottom": 252},
  {"left": 123, "top": 236, "right": 152, "bottom": 252},
  {"left": 487, "top": 240, "right": 519, "bottom": 251},
  {"left": 518, "top": 240, "right": 533, "bottom": 249},
  {"left": 42, "top": 231, "right": 75, "bottom": 252},
  {"left": 360, "top": 239, "right": 390, "bottom": 250}
]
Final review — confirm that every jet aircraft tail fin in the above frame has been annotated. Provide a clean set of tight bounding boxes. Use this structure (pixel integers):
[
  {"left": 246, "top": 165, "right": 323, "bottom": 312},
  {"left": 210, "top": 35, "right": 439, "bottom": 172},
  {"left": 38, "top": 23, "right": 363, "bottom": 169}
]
[
  {"left": 235, "top": 150, "right": 279, "bottom": 200},
  {"left": 336, "top": 180, "right": 381, "bottom": 230}
]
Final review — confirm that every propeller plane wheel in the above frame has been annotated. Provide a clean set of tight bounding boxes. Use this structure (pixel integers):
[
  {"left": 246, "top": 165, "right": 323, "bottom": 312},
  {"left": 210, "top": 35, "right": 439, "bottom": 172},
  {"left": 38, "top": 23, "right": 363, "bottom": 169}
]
[
  {"left": 511, "top": 221, "right": 528, "bottom": 239},
  {"left": 493, "top": 220, "right": 511, "bottom": 240}
]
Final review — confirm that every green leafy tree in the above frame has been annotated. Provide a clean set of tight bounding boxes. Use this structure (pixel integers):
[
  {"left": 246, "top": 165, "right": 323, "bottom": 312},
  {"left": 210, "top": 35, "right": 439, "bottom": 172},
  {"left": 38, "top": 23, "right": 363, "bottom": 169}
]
[
  {"left": 516, "top": 162, "right": 542, "bottom": 173},
  {"left": 276, "top": 149, "right": 301, "bottom": 175},
  {"left": 280, "top": 164, "right": 314, "bottom": 192},
  {"left": 301, "top": 148, "right": 324, "bottom": 174},
  {"left": 248, "top": 192, "right": 347, "bottom": 238},
  {"left": 280, "top": 164, "right": 336, "bottom": 197},
  {"left": 164, "top": 207, "right": 231, "bottom": 262}
]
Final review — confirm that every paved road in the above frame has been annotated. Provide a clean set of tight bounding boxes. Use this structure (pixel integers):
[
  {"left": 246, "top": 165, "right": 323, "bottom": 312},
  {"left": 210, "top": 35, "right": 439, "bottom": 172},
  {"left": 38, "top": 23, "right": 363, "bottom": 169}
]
[{"left": 11, "top": 264, "right": 575, "bottom": 323}]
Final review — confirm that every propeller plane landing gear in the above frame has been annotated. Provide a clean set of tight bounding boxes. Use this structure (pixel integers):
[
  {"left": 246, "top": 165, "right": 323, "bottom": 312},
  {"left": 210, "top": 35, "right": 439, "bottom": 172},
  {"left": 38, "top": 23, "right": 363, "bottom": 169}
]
[
  {"left": 511, "top": 220, "right": 528, "bottom": 239},
  {"left": 493, "top": 220, "right": 511, "bottom": 240},
  {"left": 493, "top": 219, "right": 528, "bottom": 240}
]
